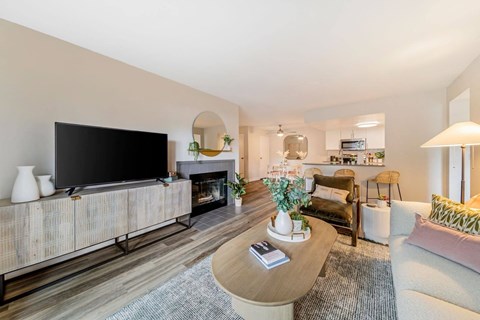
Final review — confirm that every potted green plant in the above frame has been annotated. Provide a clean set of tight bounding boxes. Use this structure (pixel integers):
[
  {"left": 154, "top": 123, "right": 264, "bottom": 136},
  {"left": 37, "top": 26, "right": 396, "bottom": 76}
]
[
  {"left": 375, "top": 151, "right": 385, "bottom": 164},
  {"left": 290, "top": 211, "right": 311, "bottom": 232},
  {"left": 377, "top": 194, "right": 388, "bottom": 208},
  {"left": 226, "top": 172, "right": 247, "bottom": 207},
  {"left": 188, "top": 141, "right": 200, "bottom": 161},
  {"left": 263, "top": 176, "right": 311, "bottom": 235},
  {"left": 223, "top": 134, "right": 234, "bottom": 151}
]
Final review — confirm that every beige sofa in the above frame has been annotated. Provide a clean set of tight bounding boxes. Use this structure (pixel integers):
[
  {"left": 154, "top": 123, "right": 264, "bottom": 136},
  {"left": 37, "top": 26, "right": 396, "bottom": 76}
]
[{"left": 389, "top": 200, "right": 480, "bottom": 320}]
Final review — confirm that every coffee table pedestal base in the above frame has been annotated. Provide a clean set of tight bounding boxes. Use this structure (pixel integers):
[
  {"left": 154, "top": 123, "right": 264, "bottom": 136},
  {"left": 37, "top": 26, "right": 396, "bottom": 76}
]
[{"left": 232, "top": 297, "right": 293, "bottom": 320}]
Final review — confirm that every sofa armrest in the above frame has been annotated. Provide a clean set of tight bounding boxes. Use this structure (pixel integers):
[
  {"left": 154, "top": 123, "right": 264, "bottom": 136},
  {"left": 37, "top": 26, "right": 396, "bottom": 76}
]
[{"left": 390, "top": 200, "right": 431, "bottom": 237}]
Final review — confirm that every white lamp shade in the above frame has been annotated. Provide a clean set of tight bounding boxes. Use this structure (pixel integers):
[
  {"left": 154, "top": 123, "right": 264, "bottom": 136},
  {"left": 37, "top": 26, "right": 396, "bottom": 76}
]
[{"left": 421, "top": 121, "right": 480, "bottom": 148}]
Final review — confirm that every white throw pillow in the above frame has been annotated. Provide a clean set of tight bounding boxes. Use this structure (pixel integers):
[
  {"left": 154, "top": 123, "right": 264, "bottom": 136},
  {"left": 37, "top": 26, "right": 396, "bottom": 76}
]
[
  {"left": 312, "top": 185, "right": 332, "bottom": 199},
  {"left": 330, "top": 189, "right": 349, "bottom": 204},
  {"left": 312, "top": 184, "right": 349, "bottom": 204}
]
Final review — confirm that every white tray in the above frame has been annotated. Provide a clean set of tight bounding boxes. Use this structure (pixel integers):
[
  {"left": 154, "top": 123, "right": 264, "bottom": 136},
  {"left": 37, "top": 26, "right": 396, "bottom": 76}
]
[{"left": 267, "top": 222, "right": 311, "bottom": 242}]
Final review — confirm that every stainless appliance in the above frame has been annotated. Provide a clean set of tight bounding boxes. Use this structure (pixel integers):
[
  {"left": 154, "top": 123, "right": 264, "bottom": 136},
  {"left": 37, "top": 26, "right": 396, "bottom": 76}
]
[{"left": 340, "top": 138, "right": 366, "bottom": 151}]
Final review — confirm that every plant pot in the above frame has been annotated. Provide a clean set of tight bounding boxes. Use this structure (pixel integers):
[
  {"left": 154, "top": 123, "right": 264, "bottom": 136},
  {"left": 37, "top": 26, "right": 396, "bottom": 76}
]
[
  {"left": 292, "top": 220, "right": 303, "bottom": 232},
  {"left": 275, "top": 210, "right": 293, "bottom": 235},
  {"left": 235, "top": 197, "right": 242, "bottom": 207},
  {"left": 377, "top": 199, "right": 387, "bottom": 208}
]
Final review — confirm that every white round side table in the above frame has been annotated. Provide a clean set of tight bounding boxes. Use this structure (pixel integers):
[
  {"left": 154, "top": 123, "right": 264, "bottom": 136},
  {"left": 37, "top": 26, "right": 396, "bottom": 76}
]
[{"left": 361, "top": 203, "right": 390, "bottom": 245}]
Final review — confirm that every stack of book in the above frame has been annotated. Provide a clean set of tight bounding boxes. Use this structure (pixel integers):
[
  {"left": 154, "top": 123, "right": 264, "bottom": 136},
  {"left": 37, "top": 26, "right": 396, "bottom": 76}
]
[{"left": 249, "top": 241, "right": 290, "bottom": 269}]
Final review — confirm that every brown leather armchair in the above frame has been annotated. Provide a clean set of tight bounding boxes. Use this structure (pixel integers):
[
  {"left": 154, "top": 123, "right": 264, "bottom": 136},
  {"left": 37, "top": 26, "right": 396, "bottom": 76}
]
[{"left": 300, "top": 174, "right": 360, "bottom": 246}]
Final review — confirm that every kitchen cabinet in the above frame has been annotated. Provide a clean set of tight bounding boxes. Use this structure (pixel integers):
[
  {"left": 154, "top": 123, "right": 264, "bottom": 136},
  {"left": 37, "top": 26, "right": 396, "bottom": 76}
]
[
  {"left": 341, "top": 128, "right": 367, "bottom": 140},
  {"left": 354, "top": 127, "right": 367, "bottom": 139},
  {"left": 340, "top": 129, "right": 353, "bottom": 140},
  {"left": 326, "top": 128, "right": 368, "bottom": 150},
  {"left": 326, "top": 126, "right": 384, "bottom": 151},
  {"left": 366, "top": 126, "right": 385, "bottom": 149},
  {"left": 325, "top": 130, "right": 341, "bottom": 150}
]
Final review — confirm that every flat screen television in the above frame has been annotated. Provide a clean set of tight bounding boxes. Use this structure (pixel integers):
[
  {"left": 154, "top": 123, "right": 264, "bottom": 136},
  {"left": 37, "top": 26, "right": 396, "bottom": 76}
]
[{"left": 55, "top": 122, "right": 168, "bottom": 193}]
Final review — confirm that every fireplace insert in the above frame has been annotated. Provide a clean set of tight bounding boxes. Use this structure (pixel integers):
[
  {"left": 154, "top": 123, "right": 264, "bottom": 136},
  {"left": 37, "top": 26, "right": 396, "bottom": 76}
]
[{"left": 190, "top": 171, "right": 228, "bottom": 216}]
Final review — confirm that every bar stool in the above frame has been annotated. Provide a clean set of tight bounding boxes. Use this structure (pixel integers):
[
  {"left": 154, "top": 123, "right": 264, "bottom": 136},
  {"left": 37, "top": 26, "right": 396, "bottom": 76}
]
[
  {"left": 303, "top": 168, "right": 322, "bottom": 192},
  {"left": 334, "top": 169, "right": 355, "bottom": 178},
  {"left": 366, "top": 171, "right": 402, "bottom": 205},
  {"left": 335, "top": 169, "right": 360, "bottom": 199},
  {"left": 304, "top": 167, "right": 322, "bottom": 178}
]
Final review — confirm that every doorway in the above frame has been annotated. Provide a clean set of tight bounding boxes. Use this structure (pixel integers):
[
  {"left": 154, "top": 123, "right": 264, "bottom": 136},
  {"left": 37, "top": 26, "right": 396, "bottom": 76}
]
[{"left": 239, "top": 133, "right": 246, "bottom": 178}]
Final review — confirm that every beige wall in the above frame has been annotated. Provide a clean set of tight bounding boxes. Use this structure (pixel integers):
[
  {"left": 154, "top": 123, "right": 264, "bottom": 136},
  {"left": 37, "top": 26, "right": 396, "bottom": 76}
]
[
  {"left": 0, "top": 19, "right": 239, "bottom": 199},
  {"left": 304, "top": 89, "right": 448, "bottom": 202},
  {"left": 447, "top": 55, "right": 480, "bottom": 196}
]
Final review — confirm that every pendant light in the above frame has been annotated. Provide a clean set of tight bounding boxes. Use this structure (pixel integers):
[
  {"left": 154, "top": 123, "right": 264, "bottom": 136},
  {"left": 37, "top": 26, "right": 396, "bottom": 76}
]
[{"left": 277, "top": 124, "right": 284, "bottom": 137}]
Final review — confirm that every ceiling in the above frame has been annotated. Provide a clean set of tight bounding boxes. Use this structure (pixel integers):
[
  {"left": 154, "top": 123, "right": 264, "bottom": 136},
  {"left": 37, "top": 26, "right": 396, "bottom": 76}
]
[{"left": 2, "top": 1, "right": 480, "bottom": 126}]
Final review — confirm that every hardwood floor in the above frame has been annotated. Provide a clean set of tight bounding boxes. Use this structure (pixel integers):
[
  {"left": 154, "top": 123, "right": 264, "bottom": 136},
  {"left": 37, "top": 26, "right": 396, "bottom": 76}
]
[{"left": 0, "top": 180, "right": 276, "bottom": 320}]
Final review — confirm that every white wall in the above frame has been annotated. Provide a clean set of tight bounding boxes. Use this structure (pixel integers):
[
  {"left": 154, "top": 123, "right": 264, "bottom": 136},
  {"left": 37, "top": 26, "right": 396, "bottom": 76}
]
[
  {"left": 0, "top": 19, "right": 239, "bottom": 199},
  {"left": 304, "top": 89, "right": 448, "bottom": 202},
  {"left": 447, "top": 54, "right": 480, "bottom": 197}
]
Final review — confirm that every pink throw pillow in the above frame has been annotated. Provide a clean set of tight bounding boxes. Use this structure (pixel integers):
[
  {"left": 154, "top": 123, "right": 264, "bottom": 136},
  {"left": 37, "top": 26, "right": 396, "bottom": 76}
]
[{"left": 407, "top": 213, "right": 480, "bottom": 274}]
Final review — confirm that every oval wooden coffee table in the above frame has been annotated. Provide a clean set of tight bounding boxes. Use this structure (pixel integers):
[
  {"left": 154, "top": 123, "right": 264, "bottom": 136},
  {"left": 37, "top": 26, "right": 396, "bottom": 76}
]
[{"left": 212, "top": 217, "right": 337, "bottom": 320}]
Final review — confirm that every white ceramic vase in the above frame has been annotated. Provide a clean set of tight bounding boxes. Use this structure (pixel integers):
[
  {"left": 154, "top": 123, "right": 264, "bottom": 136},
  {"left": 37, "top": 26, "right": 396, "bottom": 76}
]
[
  {"left": 11, "top": 166, "right": 40, "bottom": 203},
  {"left": 275, "top": 210, "right": 293, "bottom": 235},
  {"left": 235, "top": 197, "right": 242, "bottom": 207},
  {"left": 36, "top": 175, "right": 55, "bottom": 197}
]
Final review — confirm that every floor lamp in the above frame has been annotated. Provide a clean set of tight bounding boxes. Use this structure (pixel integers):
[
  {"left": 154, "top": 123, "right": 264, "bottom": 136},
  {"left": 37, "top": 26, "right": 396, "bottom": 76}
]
[{"left": 421, "top": 121, "right": 480, "bottom": 203}]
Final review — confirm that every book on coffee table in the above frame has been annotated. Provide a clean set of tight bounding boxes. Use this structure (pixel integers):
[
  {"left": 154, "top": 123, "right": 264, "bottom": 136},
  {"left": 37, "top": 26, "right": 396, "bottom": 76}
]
[
  {"left": 249, "top": 248, "right": 290, "bottom": 269},
  {"left": 250, "top": 241, "right": 290, "bottom": 269}
]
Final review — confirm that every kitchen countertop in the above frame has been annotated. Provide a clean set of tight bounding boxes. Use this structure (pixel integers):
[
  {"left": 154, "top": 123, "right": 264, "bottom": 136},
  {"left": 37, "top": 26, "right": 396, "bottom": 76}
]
[{"left": 303, "top": 162, "right": 385, "bottom": 167}]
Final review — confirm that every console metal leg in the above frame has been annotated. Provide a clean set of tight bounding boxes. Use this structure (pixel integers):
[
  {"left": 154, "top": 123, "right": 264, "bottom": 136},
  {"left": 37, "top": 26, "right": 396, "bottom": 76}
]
[
  {"left": 114, "top": 235, "right": 129, "bottom": 255},
  {"left": 124, "top": 234, "right": 129, "bottom": 254},
  {"left": 366, "top": 180, "right": 369, "bottom": 203},
  {"left": 0, "top": 274, "right": 5, "bottom": 306},
  {"left": 388, "top": 184, "right": 392, "bottom": 206},
  {"left": 176, "top": 214, "right": 191, "bottom": 229}
]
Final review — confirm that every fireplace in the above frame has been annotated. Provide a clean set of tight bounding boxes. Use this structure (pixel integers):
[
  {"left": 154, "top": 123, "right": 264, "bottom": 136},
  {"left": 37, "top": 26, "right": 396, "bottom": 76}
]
[
  {"left": 190, "top": 171, "right": 228, "bottom": 216},
  {"left": 177, "top": 160, "right": 235, "bottom": 215}
]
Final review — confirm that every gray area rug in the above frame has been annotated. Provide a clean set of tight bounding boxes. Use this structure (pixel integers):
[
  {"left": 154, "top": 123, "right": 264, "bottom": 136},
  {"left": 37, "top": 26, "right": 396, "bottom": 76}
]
[{"left": 107, "top": 235, "right": 397, "bottom": 320}]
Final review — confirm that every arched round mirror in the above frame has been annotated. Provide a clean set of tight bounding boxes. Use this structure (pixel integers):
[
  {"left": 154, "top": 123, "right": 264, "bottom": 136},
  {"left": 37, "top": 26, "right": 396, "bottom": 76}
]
[
  {"left": 284, "top": 135, "right": 308, "bottom": 160},
  {"left": 192, "top": 111, "right": 227, "bottom": 157}
]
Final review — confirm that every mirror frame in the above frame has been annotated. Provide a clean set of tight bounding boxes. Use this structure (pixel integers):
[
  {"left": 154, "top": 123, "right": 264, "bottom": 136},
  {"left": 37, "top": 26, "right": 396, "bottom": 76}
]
[
  {"left": 283, "top": 135, "right": 308, "bottom": 160},
  {"left": 192, "top": 111, "right": 227, "bottom": 157}
]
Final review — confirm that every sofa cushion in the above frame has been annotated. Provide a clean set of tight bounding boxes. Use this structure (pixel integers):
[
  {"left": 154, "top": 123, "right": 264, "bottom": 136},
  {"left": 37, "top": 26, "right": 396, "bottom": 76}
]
[
  {"left": 302, "top": 196, "right": 352, "bottom": 226},
  {"left": 407, "top": 213, "right": 480, "bottom": 273},
  {"left": 311, "top": 184, "right": 349, "bottom": 204},
  {"left": 313, "top": 174, "right": 354, "bottom": 203},
  {"left": 390, "top": 200, "right": 431, "bottom": 236},
  {"left": 390, "top": 235, "right": 480, "bottom": 314},
  {"left": 430, "top": 194, "right": 480, "bottom": 235},
  {"left": 396, "top": 290, "right": 480, "bottom": 320}
]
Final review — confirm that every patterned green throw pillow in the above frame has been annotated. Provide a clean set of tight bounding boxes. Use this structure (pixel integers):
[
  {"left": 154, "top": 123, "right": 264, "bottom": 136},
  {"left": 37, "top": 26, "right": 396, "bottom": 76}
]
[{"left": 429, "top": 194, "right": 480, "bottom": 235}]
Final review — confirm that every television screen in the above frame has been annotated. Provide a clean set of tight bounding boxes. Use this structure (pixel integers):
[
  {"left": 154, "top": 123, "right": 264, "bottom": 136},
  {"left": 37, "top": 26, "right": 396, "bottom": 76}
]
[{"left": 55, "top": 122, "right": 168, "bottom": 190}]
